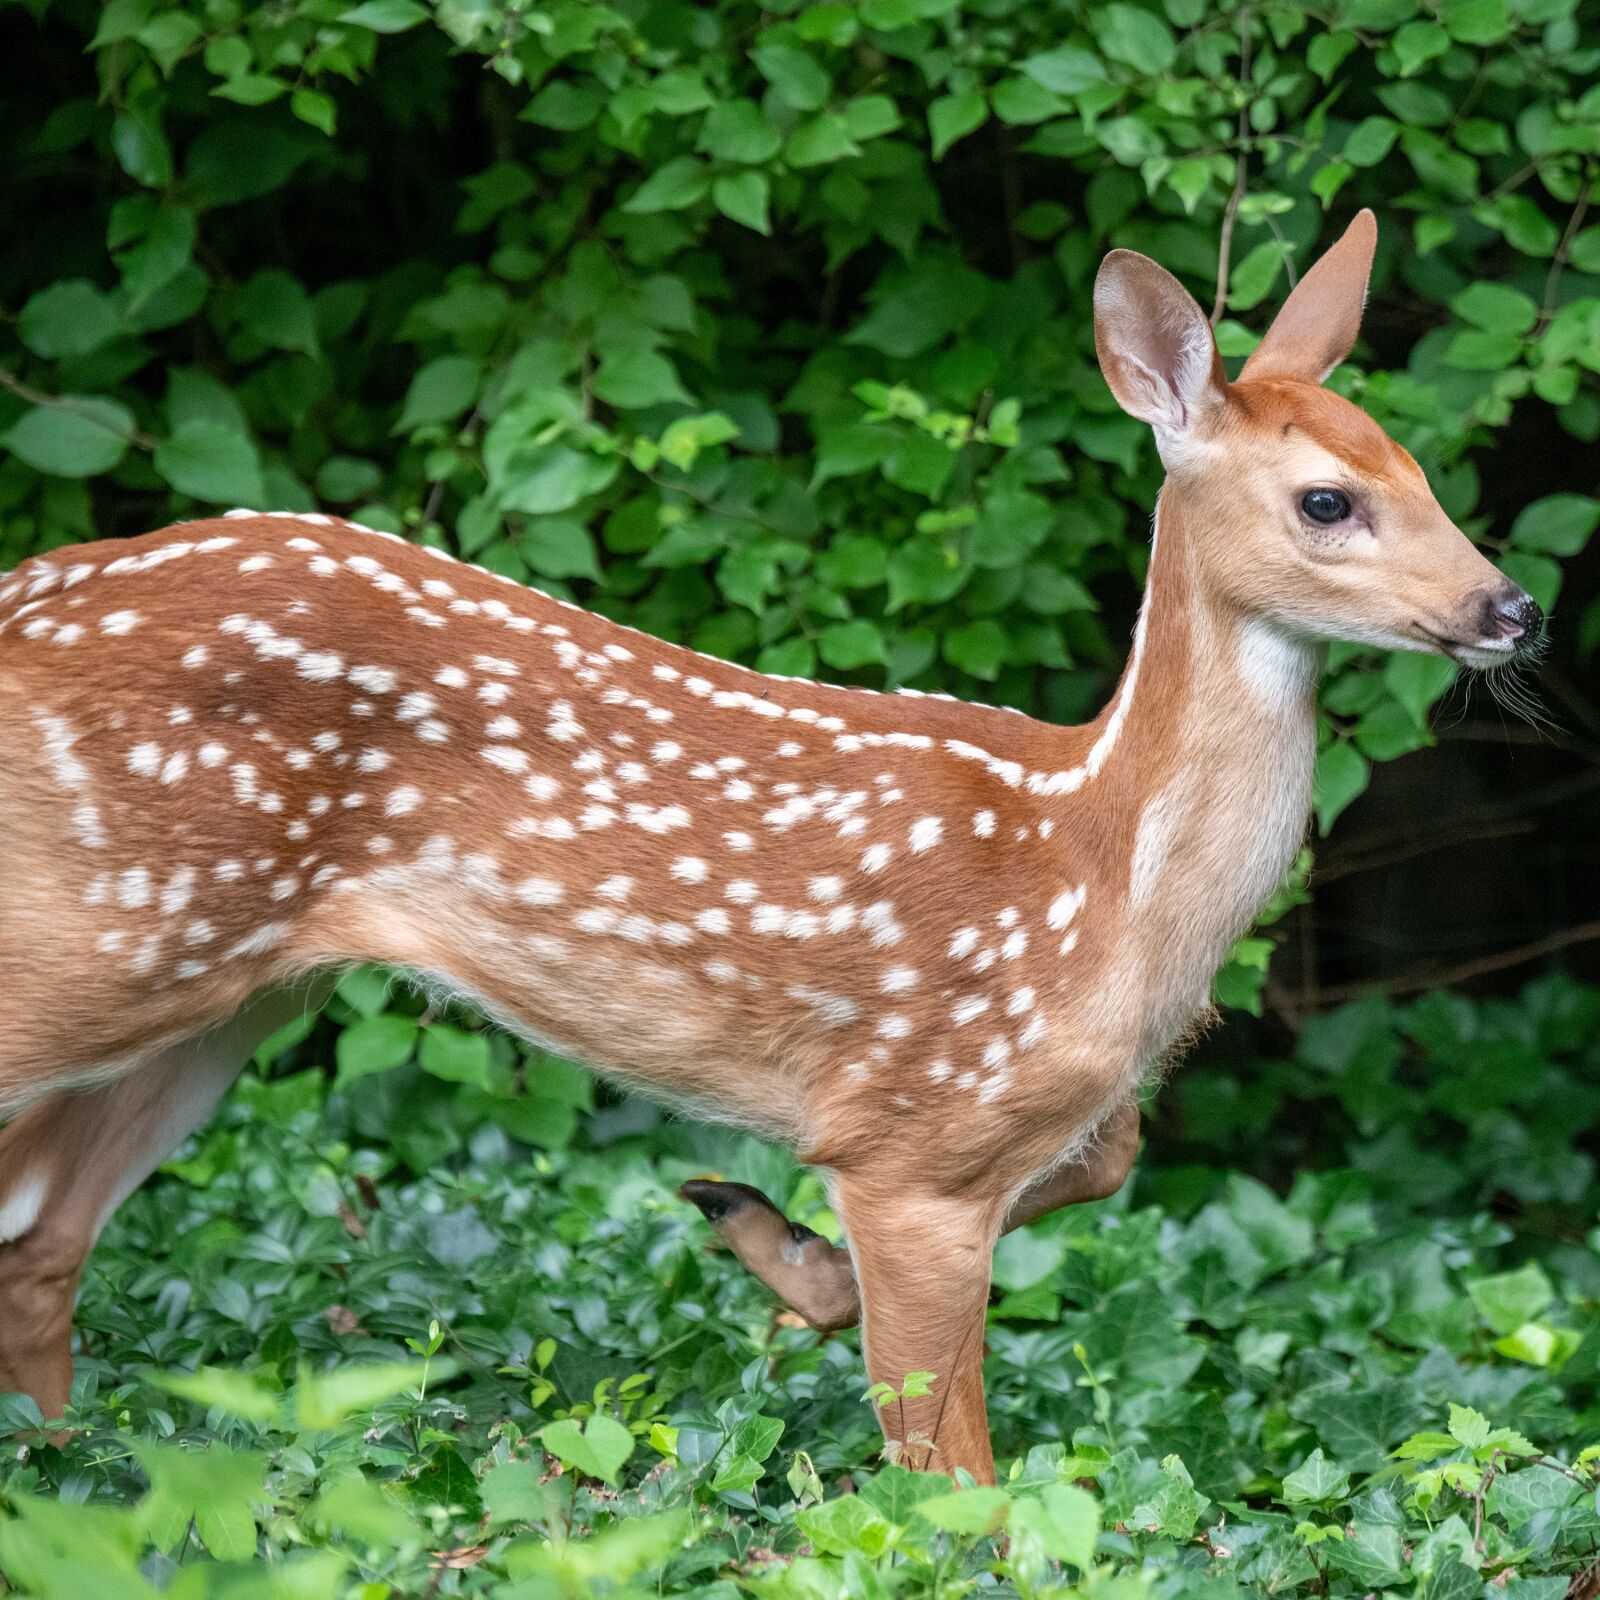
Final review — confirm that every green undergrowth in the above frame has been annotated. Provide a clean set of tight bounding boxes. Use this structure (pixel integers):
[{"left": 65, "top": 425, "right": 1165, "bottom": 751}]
[{"left": 1, "top": 974, "right": 1597, "bottom": 1597}]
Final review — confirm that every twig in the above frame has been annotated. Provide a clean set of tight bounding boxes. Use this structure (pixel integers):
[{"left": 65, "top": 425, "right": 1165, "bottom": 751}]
[
  {"left": 0, "top": 367, "right": 160, "bottom": 451},
  {"left": 1310, "top": 920, "right": 1600, "bottom": 1005},
  {"left": 1210, "top": 12, "right": 1253, "bottom": 326},
  {"left": 1536, "top": 175, "right": 1592, "bottom": 337}
]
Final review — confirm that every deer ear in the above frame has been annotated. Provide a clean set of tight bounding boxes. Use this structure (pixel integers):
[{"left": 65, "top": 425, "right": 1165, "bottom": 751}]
[
  {"left": 1240, "top": 209, "right": 1377, "bottom": 384},
  {"left": 1094, "top": 250, "right": 1226, "bottom": 459}
]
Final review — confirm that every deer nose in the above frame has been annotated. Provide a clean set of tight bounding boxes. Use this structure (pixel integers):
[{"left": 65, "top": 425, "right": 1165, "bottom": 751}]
[{"left": 1486, "top": 586, "right": 1543, "bottom": 645}]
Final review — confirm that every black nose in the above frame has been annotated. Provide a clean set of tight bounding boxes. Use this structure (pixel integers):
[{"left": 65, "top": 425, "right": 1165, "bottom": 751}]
[{"left": 1487, "top": 587, "right": 1543, "bottom": 646}]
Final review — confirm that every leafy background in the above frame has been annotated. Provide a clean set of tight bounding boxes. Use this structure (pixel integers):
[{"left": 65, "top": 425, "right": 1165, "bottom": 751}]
[{"left": 1, "top": 0, "right": 1599, "bottom": 1593}]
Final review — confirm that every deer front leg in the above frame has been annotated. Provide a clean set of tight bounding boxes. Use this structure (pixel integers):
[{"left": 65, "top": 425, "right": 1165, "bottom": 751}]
[
  {"left": 836, "top": 1177, "right": 1002, "bottom": 1482},
  {"left": 681, "top": 1101, "right": 1140, "bottom": 1333}
]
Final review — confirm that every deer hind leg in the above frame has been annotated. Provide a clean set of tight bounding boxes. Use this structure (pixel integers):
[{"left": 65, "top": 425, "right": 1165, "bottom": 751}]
[
  {"left": 679, "top": 1179, "right": 861, "bottom": 1330},
  {"left": 0, "top": 989, "right": 318, "bottom": 1423},
  {"left": 835, "top": 1177, "right": 1002, "bottom": 1483},
  {"left": 680, "top": 1101, "right": 1141, "bottom": 1334}
]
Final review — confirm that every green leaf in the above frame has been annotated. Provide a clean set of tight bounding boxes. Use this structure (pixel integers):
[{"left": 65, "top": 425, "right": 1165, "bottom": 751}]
[
  {"left": 1283, "top": 1448, "right": 1352, "bottom": 1505},
  {"left": 291, "top": 88, "right": 337, "bottom": 136},
  {"left": 915, "top": 1486, "right": 1012, "bottom": 1536},
  {"left": 1099, "top": 3, "right": 1177, "bottom": 72},
  {"left": 623, "top": 157, "right": 709, "bottom": 214},
  {"left": 818, "top": 619, "right": 886, "bottom": 669},
  {"left": 155, "top": 421, "right": 266, "bottom": 504},
  {"left": 234, "top": 269, "right": 319, "bottom": 354},
  {"left": 795, "top": 1495, "right": 894, "bottom": 1556},
  {"left": 539, "top": 1414, "right": 634, "bottom": 1484},
  {"left": 945, "top": 618, "right": 1006, "bottom": 679},
  {"left": 1383, "top": 653, "right": 1457, "bottom": 727},
  {"left": 1452, "top": 282, "right": 1538, "bottom": 336},
  {"left": 1467, "top": 1262, "right": 1554, "bottom": 1335},
  {"left": 3, "top": 398, "right": 135, "bottom": 478},
  {"left": 153, "top": 1366, "right": 283, "bottom": 1424},
  {"left": 1442, "top": 0, "right": 1510, "bottom": 41},
  {"left": 339, "top": 0, "right": 430, "bottom": 32},
  {"left": 211, "top": 75, "right": 287, "bottom": 106},
  {"left": 334, "top": 1013, "right": 419, "bottom": 1083},
  {"left": 498, "top": 444, "right": 619, "bottom": 514},
  {"left": 19, "top": 281, "right": 121, "bottom": 358},
  {"left": 1510, "top": 494, "right": 1600, "bottom": 557},
  {"left": 1444, "top": 329, "right": 1523, "bottom": 370},
  {"left": 1313, "top": 741, "right": 1369, "bottom": 833},
  {"left": 481, "top": 1461, "right": 551, "bottom": 1528},
  {"left": 517, "top": 517, "right": 603, "bottom": 581},
  {"left": 1392, "top": 19, "right": 1450, "bottom": 74},
  {"left": 396, "top": 355, "right": 483, "bottom": 431},
  {"left": 1019, "top": 44, "right": 1105, "bottom": 94},
  {"left": 751, "top": 41, "right": 830, "bottom": 111},
  {"left": 593, "top": 349, "right": 690, "bottom": 409},
  {"left": 713, "top": 171, "right": 771, "bottom": 235},
  {"left": 297, "top": 1360, "right": 439, "bottom": 1427},
  {"left": 1344, "top": 116, "right": 1399, "bottom": 167},
  {"left": 788, "top": 113, "right": 861, "bottom": 167},
  {"left": 929, "top": 92, "right": 987, "bottom": 158},
  {"left": 418, "top": 1025, "right": 493, "bottom": 1086},
  {"left": 697, "top": 100, "right": 780, "bottom": 164}
]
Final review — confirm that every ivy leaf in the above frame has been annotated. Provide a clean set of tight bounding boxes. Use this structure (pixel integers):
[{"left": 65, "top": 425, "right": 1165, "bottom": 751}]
[{"left": 1283, "top": 1448, "right": 1352, "bottom": 1505}]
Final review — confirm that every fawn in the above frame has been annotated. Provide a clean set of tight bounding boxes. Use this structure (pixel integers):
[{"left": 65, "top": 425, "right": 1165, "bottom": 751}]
[{"left": 0, "top": 211, "right": 1541, "bottom": 1480}]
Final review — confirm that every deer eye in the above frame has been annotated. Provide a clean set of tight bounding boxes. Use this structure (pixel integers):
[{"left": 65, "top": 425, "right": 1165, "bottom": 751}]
[{"left": 1301, "top": 488, "right": 1352, "bottom": 525}]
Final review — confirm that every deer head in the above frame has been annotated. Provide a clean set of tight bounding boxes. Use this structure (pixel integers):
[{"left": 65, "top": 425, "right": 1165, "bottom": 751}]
[{"left": 1093, "top": 210, "right": 1543, "bottom": 672}]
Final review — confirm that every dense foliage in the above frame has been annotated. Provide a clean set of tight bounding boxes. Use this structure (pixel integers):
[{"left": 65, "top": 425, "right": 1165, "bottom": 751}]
[
  {"left": 3, "top": 0, "right": 1600, "bottom": 1593},
  {"left": 2, "top": 974, "right": 1598, "bottom": 1596}
]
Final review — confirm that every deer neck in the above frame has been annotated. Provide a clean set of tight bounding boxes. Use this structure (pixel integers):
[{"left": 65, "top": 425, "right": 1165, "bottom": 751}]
[{"left": 1076, "top": 491, "right": 1320, "bottom": 985}]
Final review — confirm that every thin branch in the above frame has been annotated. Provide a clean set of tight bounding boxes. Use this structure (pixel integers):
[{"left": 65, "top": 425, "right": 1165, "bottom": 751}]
[
  {"left": 1535, "top": 173, "right": 1591, "bottom": 336},
  {"left": 1311, "top": 920, "right": 1600, "bottom": 1006},
  {"left": 1210, "top": 12, "right": 1253, "bottom": 326},
  {"left": 0, "top": 367, "right": 160, "bottom": 451}
]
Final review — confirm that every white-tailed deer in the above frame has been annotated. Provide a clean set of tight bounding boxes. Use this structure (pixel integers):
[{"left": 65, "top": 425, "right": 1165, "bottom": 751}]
[{"left": 0, "top": 211, "right": 1541, "bottom": 1480}]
